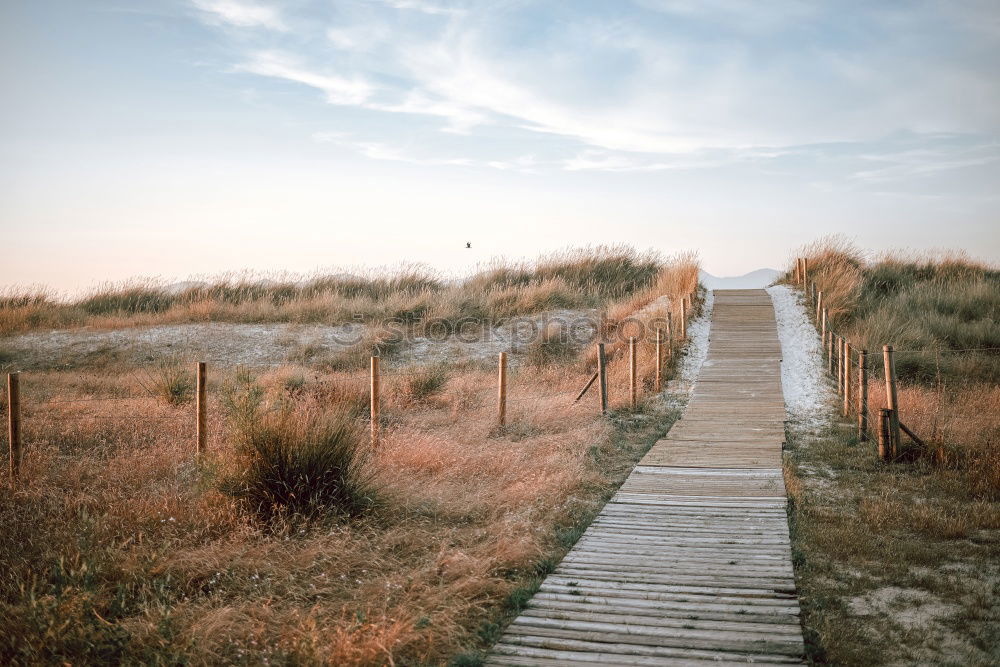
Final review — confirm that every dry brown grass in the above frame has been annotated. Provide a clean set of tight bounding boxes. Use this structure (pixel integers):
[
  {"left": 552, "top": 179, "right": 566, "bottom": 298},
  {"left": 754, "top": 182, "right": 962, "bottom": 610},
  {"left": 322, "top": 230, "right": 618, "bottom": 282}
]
[
  {"left": 0, "top": 253, "right": 697, "bottom": 664},
  {"left": 0, "top": 246, "right": 669, "bottom": 336},
  {"left": 782, "top": 238, "right": 1000, "bottom": 664},
  {"left": 0, "top": 360, "right": 665, "bottom": 664}
]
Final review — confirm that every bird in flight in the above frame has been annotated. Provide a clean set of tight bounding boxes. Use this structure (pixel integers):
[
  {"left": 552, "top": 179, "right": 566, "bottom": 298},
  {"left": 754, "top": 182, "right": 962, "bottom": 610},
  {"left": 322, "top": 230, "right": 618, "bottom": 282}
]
[{"left": 466, "top": 242, "right": 472, "bottom": 249}]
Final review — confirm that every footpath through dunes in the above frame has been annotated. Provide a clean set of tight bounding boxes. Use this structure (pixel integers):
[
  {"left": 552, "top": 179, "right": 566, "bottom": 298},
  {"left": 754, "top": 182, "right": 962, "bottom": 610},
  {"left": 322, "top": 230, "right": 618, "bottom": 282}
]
[{"left": 486, "top": 290, "right": 804, "bottom": 666}]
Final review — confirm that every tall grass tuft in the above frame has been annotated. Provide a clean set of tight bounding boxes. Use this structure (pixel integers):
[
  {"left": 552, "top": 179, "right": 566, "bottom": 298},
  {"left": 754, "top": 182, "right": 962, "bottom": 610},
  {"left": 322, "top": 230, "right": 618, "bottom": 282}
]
[
  {"left": 152, "top": 362, "right": 194, "bottom": 405},
  {"left": 79, "top": 281, "right": 176, "bottom": 315},
  {"left": 221, "top": 402, "right": 376, "bottom": 521}
]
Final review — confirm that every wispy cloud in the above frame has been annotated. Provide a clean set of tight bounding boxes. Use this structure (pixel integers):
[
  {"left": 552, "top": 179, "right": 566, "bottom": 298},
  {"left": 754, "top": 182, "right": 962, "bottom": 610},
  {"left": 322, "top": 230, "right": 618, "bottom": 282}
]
[
  {"left": 237, "top": 51, "right": 372, "bottom": 105},
  {"left": 191, "top": 0, "right": 287, "bottom": 31},
  {"left": 193, "top": 0, "right": 1000, "bottom": 188},
  {"left": 377, "top": 0, "right": 465, "bottom": 16},
  {"left": 312, "top": 131, "right": 539, "bottom": 171}
]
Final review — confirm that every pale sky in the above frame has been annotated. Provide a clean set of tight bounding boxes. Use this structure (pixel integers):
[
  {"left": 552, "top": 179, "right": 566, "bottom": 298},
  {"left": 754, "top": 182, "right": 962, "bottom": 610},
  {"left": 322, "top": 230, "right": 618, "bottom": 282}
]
[{"left": 2, "top": 0, "right": 999, "bottom": 294}]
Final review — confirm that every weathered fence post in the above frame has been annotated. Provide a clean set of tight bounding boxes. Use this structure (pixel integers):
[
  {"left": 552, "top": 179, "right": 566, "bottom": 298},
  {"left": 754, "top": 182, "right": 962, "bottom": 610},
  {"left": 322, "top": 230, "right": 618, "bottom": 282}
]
[
  {"left": 821, "top": 308, "right": 828, "bottom": 343},
  {"left": 370, "top": 356, "right": 380, "bottom": 448},
  {"left": 883, "top": 345, "right": 900, "bottom": 458},
  {"left": 680, "top": 299, "right": 687, "bottom": 340},
  {"left": 816, "top": 291, "right": 823, "bottom": 325},
  {"left": 858, "top": 349, "right": 868, "bottom": 441},
  {"left": 667, "top": 312, "right": 673, "bottom": 359},
  {"left": 828, "top": 331, "right": 835, "bottom": 375},
  {"left": 196, "top": 362, "right": 206, "bottom": 458},
  {"left": 629, "top": 336, "right": 638, "bottom": 410},
  {"left": 843, "top": 342, "right": 852, "bottom": 417},
  {"left": 802, "top": 257, "right": 808, "bottom": 286},
  {"left": 836, "top": 336, "right": 844, "bottom": 396},
  {"left": 7, "top": 373, "right": 20, "bottom": 484},
  {"left": 498, "top": 352, "right": 507, "bottom": 427},
  {"left": 597, "top": 343, "right": 608, "bottom": 415},
  {"left": 878, "top": 408, "right": 891, "bottom": 460},
  {"left": 655, "top": 328, "right": 663, "bottom": 393}
]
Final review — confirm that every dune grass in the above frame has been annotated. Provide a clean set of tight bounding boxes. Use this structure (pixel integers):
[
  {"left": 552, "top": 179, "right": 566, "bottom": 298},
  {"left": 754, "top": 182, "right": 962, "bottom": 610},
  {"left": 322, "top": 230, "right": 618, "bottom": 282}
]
[
  {"left": 784, "top": 238, "right": 1000, "bottom": 664},
  {"left": 0, "top": 246, "right": 674, "bottom": 336},
  {"left": 0, "top": 251, "right": 698, "bottom": 664},
  {"left": 794, "top": 237, "right": 1000, "bottom": 383}
]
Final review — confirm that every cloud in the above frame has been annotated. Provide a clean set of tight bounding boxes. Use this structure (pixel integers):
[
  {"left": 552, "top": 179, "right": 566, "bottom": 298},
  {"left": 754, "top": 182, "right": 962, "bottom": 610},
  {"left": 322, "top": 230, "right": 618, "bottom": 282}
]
[
  {"left": 237, "top": 51, "right": 373, "bottom": 105},
  {"left": 851, "top": 141, "right": 1000, "bottom": 184},
  {"left": 377, "top": 0, "right": 465, "bottom": 16},
  {"left": 312, "top": 131, "right": 541, "bottom": 171},
  {"left": 191, "top": 0, "right": 287, "bottom": 31},
  {"left": 200, "top": 0, "right": 1000, "bottom": 190}
]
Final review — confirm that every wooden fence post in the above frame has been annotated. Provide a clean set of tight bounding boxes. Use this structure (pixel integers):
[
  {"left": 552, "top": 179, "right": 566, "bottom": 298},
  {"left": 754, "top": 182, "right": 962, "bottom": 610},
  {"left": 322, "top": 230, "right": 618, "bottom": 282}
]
[
  {"left": 597, "top": 343, "right": 608, "bottom": 415},
  {"left": 680, "top": 299, "right": 687, "bottom": 340},
  {"left": 498, "top": 352, "right": 507, "bottom": 427},
  {"left": 666, "top": 312, "right": 673, "bottom": 359},
  {"left": 196, "top": 362, "right": 206, "bottom": 458},
  {"left": 821, "top": 308, "right": 828, "bottom": 343},
  {"left": 802, "top": 258, "right": 808, "bottom": 286},
  {"left": 828, "top": 331, "right": 835, "bottom": 375},
  {"left": 858, "top": 349, "right": 868, "bottom": 441},
  {"left": 370, "top": 356, "right": 380, "bottom": 448},
  {"left": 629, "top": 337, "right": 638, "bottom": 410},
  {"left": 843, "top": 342, "right": 852, "bottom": 417},
  {"left": 878, "top": 408, "right": 891, "bottom": 461},
  {"left": 7, "top": 373, "right": 20, "bottom": 484},
  {"left": 833, "top": 335, "right": 844, "bottom": 396},
  {"left": 816, "top": 291, "right": 823, "bottom": 325},
  {"left": 655, "top": 328, "right": 663, "bottom": 393},
  {"left": 883, "top": 345, "right": 900, "bottom": 458}
]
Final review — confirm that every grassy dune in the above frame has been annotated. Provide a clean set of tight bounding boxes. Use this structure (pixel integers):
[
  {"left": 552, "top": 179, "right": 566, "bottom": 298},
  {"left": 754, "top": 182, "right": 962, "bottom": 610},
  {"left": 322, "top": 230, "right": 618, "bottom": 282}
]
[
  {"left": 784, "top": 237, "right": 1000, "bottom": 665},
  {"left": 0, "top": 246, "right": 680, "bottom": 336},
  {"left": 0, "top": 249, "right": 700, "bottom": 664}
]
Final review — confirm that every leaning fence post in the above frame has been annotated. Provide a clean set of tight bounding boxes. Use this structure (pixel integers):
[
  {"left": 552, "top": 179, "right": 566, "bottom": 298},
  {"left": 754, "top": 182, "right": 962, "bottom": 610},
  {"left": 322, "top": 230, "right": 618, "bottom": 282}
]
[
  {"left": 498, "top": 352, "right": 507, "bottom": 427},
  {"left": 7, "top": 373, "right": 21, "bottom": 484},
  {"left": 629, "top": 337, "right": 638, "bottom": 410},
  {"left": 196, "top": 362, "right": 206, "bottom": 458},
  {"left": 655, "top": 328, "right": 663, "bottom": 393},
  {"left": 883, "top": 345, "right": 900, "bottom": 458},
  {"left": 858, "top": 349, "right": 869, "bottom": 441},
  {"left": 597, "top": 343, "right": 608, "bottom": 415},
  {"left": 370, "top": 356, "right": 380, "bottom": 448}
]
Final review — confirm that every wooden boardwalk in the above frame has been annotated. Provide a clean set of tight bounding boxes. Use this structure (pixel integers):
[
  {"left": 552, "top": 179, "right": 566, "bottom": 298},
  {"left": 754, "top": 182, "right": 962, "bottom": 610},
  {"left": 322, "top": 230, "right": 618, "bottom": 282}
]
[{"left": 487, "top": 290, "right": 804, "bottom": 665}]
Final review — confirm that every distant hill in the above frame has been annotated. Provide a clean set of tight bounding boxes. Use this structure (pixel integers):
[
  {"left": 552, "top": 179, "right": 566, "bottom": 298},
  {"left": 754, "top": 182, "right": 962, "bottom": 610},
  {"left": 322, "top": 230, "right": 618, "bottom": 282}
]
[{"left": 699, "top": 268, "right": 781, "bottom": 290}]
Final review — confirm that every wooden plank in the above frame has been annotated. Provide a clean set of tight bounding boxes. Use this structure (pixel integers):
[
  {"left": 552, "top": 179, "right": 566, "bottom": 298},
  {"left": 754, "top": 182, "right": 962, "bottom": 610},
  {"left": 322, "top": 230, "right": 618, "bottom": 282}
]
[{"left": 487, "top": 290, "right": 805, "bottom": 664}]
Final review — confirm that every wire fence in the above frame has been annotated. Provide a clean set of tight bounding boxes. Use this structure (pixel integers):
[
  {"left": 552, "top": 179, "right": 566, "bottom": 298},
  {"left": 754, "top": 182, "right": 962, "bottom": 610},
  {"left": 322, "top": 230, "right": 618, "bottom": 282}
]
[
  {"left": 791, "top": 263, "right": 995, "bottom": 462},
  {"left": 1, "top": 308, "right": 698, "bottom": 483}
]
